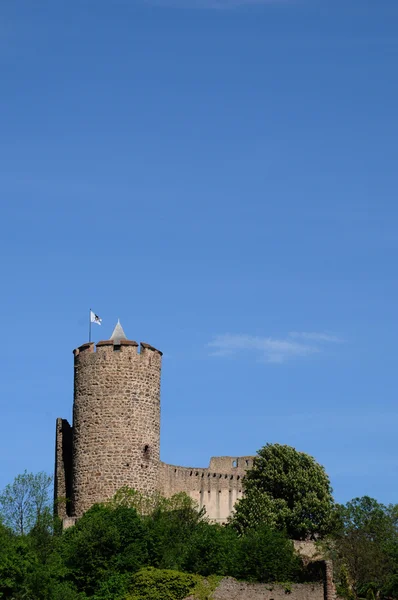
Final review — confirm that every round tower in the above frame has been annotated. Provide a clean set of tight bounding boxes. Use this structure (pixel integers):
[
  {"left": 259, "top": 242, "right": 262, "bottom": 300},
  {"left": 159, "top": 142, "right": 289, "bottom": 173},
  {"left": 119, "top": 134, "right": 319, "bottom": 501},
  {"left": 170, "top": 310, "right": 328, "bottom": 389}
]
[{"left": 71, "top": 321, "right": 162, "bottom": 517}]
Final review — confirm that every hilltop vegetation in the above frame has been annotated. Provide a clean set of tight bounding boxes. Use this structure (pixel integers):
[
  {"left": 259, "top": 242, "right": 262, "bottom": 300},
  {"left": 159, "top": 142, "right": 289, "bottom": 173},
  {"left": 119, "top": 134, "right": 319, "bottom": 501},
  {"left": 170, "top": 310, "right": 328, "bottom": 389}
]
[
  {"left": 0, "top": 485, "right": 309, "bottom": 599},
  {"left": 0, "top": 444, "right": 397, "bottom": 600}
]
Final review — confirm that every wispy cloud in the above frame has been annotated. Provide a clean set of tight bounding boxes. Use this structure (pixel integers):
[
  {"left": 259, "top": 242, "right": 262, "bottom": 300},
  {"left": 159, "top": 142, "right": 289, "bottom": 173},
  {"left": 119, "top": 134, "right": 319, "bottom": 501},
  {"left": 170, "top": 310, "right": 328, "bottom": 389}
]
[
  {"left": 208, "top": 331, "right": 343, "bottom": 364},
  {"left": 289, "top": 331, "right": 344, "bottom": 343}
]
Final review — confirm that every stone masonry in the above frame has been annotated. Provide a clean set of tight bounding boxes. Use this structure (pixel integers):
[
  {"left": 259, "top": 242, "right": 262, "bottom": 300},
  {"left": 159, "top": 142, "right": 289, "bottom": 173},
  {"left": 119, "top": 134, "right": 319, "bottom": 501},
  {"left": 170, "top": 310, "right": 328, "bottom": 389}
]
[
  {"left": 159, "top": 457, "right": 253, "bottom": 523},
  {"left": 54, "top": 321, "right": 254, "bottom": 522},
  {"left": 186, "top": 577, "right": 336, "bottom": 600},
  {"left": 196, "top": 580, "right": 325, "bottom": 600}
]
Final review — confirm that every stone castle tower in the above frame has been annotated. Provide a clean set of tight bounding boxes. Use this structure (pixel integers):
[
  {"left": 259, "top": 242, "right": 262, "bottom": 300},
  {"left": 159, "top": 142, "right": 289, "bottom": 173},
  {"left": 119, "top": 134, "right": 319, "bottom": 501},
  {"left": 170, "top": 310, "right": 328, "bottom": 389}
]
[
  {"left": 55, "top": 322, "right": 162, "bottom": 518},
  {"left": 55, "top": 322, "right": 253, "bottom": 524}
]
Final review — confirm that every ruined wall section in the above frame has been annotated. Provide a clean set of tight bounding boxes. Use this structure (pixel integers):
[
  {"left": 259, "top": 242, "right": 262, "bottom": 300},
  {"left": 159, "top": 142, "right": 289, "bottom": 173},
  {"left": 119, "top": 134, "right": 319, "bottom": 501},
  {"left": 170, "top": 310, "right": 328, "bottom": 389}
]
[
  {"left": 71, "top": 339, "right": 162, "bottom": 517},
  {"left": 199, "top": 580, "right": 325, "bottom": 600},
  {"left": 54, "top": 418, "right": 73, "bottom": 518},
  {"left": 159, "top": 456, "right": 254, "bottom": 523}
]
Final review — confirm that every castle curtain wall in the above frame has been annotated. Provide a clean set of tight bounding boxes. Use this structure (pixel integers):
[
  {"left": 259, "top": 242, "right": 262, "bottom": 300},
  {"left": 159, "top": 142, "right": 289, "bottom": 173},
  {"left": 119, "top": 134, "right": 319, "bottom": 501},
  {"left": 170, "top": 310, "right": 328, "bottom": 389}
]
[{"left": 159, "top": 457, "right": 254, "bottom": 523}]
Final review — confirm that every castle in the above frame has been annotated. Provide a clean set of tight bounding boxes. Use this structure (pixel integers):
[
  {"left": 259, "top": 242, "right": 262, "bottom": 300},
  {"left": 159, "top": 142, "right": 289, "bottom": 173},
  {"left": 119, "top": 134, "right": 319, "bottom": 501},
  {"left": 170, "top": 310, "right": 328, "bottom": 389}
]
[{"left": 55, "top": 321, "right": 254, "bottom": 524}]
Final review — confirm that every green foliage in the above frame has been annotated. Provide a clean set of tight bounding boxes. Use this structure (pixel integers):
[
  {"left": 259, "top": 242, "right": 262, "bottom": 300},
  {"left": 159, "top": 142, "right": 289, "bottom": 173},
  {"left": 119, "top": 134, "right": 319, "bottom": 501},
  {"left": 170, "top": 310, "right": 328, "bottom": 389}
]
[
  {"left": 0, "top": 473, "right": 325, "bottom": 599},
  {"left": 144, "top": 493, "right": 206, "bottom": 571},
  {"left": 230, "top": 443, "right": 335, "bottom": 539},
  {"left": 0, "top": 518, "right": 79, "bottom": 600},
  {"left": 181, "top": 522, "right": 238, "bottom": 576},
  {"left": 5, "top": 461, "right": 398, "bottom": 600},
  {"left": 228, "top": 487, "right": 285, "bottom": 534},
  {"left": 323, "top": 496, "right": 398, "bottom": 600},
  {"left": 0, "top": 472, "right": 70, "bottom": 600},
  {"left": 109, "top": 488, "right": 204, "bottom": 519},
  {"left": 92, "top": 573, "right": 132, "bottom": 600},
  {"left": 127, "top": 569, "right": 220, "bottom": 600},
  {"left": 335, "top": 564, "right": 355, "bottom": 600},
  {"left": 0, "top": 523, "right": 30, "bottom": 598},
  {"left": 0, "top": 471, "right": 52, "bottom": 535},
  {"left": 366, "top": 588, "right": 376, "bottom": 600},
  {"left": 62, "top": 504, "right": 148, "bottom": 595},
  {"left": 191, "top": 575, "right": 222, "bottom": 600},
  {"left": 127, "top": 567, "right": 199, "bottom": 600},
  {"left": 234, "top": 525, "right": 301, "bottom": 583}
]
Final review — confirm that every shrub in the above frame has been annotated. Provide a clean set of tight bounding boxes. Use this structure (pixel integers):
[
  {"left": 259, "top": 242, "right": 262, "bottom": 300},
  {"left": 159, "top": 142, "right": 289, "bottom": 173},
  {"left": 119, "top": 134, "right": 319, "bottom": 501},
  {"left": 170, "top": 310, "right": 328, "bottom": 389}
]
[
  {"left": 234, "top": 525, "right": 301, "bottom": 583},
  {"left": 61, "top": 505, "right": 148, "bottom": 595},
  {"left": 127, "top": 567, "right": 199, "bottom": 600},
  {"left": 181, "top": 523, "right": 239, "bottom": 576}
]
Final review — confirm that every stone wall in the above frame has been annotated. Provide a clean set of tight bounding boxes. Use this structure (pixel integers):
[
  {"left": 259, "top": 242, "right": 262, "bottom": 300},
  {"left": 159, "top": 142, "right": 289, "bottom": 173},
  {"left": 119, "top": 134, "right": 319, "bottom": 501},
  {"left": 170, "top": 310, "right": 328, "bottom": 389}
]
[
  {"left": 186, "top": 580, "right": 325, "bottom": 600},
  {"left": 54, "top": 418, "right": 73, "bottom": 518},
  {"left": 70, "top": 339, "right": 162, "bottom": 517},
  {"left": 159, "top": 456, "right": 254, "bottom": 522},
  {"left": 323, "top": 561, "right": 336, "bottom": 600},
  {"left": 293, "top": 541, "right": 323, "bottom": 562}
]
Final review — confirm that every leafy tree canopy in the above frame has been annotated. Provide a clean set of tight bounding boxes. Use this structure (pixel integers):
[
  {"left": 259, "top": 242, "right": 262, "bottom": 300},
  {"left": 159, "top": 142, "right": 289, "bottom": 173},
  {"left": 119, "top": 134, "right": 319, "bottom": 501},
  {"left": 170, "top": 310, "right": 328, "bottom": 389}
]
[
  {"left": 324, "top": 496, "right": 398, "bottom": 600},
  {"left": 61, "top": 504, "right": 148, "bottom": 595},
  {"left": 0, "top": 470, "right": 52, "bottom": 535},
  {"left": 229, "top": 443, "right": 335, "bottom": 539}
]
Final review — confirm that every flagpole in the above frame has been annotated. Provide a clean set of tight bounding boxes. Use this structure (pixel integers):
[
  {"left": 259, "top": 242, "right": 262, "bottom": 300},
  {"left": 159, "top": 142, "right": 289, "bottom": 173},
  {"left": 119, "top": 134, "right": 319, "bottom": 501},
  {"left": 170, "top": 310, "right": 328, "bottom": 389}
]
[{"left": 89, "top": 308, "right": 92, "bottom": 343}]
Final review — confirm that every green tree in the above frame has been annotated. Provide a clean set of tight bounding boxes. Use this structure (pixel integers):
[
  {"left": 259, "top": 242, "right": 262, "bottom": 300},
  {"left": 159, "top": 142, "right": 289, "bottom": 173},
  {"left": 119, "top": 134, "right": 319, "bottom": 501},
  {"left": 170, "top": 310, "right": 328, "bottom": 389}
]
[
  {"left": 181, "top": 522, "right": 239, "bottom": 576},
  {"left": 229, "top": 443, "right": 334, "bottom": 539},
  {"left": 61, "top": 504, "right": 148, "bottom": 596},
  {"left": 235, "top": 525, "right": 301, "bottom": 583},
  {"left": 324, "top": 496, "right": 398, "bottom": 599},
  {"left": 0, "top": 471, "right": 52, "bottom": 535},
  {"left": 92, "top": 573, "right": 132, "bottom": 600},
  {"left": 0, "top": 522, "right": 29, "bottom": 598},
  {"left": 145, "top": 494, "right": 206, "bottom": 571},
  {"left": 108, "top": 489, "right": 206, "bottom": 572}
]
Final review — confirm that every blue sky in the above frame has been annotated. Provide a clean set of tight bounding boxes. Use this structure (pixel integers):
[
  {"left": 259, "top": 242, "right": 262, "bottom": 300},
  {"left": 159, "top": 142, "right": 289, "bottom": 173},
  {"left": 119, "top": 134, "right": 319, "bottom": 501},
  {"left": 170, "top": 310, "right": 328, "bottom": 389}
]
[{"left": 1, "top": 0, "right": 398, "bottom": 505}]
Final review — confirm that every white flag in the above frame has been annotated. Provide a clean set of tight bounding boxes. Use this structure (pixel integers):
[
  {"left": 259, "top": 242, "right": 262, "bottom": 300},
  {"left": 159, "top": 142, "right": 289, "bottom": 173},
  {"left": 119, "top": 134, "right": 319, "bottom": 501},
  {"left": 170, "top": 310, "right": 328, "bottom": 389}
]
[{"left": 90, "top": 310, "right": 102, "bottom": 325}]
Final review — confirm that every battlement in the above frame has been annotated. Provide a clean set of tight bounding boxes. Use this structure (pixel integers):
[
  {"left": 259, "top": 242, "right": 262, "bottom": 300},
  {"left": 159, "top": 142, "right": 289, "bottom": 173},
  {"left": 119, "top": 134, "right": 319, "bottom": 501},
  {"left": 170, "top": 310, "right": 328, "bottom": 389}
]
[
  {"left": 209, "top": 456, "right": 254, "bottom": 471},
  {"left": 74, "top": 342, "right": 95, "bottom": 355},
  {"left": 73, "top": 340, "right": 162, "bottom": 357},
  {"left": 159, "top": 459, "right": 253, "bottom": 523},
  {"left": 96, "top": 339, "right": 139, "bottom": 348},
  {"left": 159, "top": 456, "right": 254, "bottom": 496},
  {"left": 160, "top": 463, "right": 246, "bottom": 484}
]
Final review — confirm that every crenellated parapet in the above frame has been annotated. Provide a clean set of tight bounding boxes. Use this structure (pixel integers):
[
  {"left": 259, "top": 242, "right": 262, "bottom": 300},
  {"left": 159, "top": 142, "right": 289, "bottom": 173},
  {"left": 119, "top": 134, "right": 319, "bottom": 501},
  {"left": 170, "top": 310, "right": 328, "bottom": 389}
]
[
  {"left": 159, "top": 456, "right": 254, "bottom": 523},
  {"left": 73, "top": 339, "right": 162, "bottom": 357},
  {"left": 209, "top": 456, "right": 255, "bottom": 471}
]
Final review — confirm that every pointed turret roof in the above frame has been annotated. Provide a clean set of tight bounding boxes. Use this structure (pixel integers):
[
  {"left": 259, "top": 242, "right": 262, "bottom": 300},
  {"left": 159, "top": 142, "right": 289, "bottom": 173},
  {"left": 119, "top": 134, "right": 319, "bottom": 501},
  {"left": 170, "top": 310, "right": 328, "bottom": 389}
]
[{"left": 110, "top": 319, "right": 127, "bottom": 343}]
